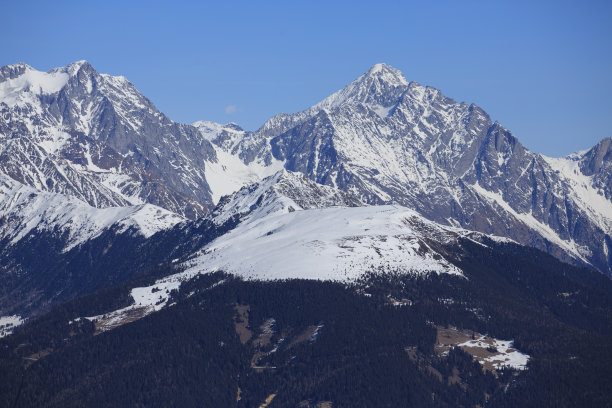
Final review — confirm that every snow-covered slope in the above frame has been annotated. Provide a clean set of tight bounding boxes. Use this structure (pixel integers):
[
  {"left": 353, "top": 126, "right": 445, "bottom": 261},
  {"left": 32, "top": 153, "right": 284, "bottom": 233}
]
[
  {"left": 193, "top": 121, "right": 284, "bottom": 204},
  {"left": 0, "top": 172, "right": 183, "bottom": 251},
  {"left": 184, "top": 205, "right": 465, "bottom": 281},
  {"left": 180, "top": 171, "right": 475, "bottom": 281}
]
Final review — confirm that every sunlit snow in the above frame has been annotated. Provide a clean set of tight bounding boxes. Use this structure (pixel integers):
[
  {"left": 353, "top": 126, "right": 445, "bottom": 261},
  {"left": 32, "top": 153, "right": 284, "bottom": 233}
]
[
  {"left": 0, "top": 65, "right": 69, "bottom": 106},
  {"left": 457, "top": 336, "right": 530, "bottom": 371},
  {"left": 0, "top": 315, "right": 25, "bottom": 338},
  {"left": 183, "top": 205, "right": 464, "bottom": 281}
]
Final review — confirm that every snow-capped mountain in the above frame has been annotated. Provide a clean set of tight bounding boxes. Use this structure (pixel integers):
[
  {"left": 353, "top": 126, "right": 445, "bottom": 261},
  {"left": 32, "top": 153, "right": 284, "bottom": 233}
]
[
  {"left": 77, "top": 170, "right": 526, "bottom": 330},
  {"left": 196, "top": 64, "right": 612, "bottom": 274},
  {"left": 1, "top": 60, "right": 611, "bottom": 274},
  {"left": 0, "top": 61, "right": 216, "bottom": 219}
]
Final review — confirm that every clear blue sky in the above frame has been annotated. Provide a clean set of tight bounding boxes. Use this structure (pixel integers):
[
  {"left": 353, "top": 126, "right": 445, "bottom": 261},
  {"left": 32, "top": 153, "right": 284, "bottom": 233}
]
[{"left": 2, "top": 0, "right": 611, "bottom": 156}]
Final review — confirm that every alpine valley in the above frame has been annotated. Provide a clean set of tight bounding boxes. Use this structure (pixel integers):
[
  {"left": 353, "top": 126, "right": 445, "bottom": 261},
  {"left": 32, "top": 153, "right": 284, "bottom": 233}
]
[{"left": 0, "top": 61, "right": 611, "bottom": 408}]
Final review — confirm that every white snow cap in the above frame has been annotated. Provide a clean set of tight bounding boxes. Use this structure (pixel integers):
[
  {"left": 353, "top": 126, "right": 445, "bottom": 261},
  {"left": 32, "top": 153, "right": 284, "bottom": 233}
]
[
  {"left": 0, "top": 60, "right": 97, "bottom": 107},
  {"left": 180, "top": 171, "right": 467, "bottom": 281},
  {"left": 182, "top": 204, "right": 465, "bottom": 281},
  {"left": 366, "top": 63, "right": 408, "bottom": 82},
  {"left": 0, "top": 65, "right": 69, "bottom": 106},
  {"left": 314, "top": 62, "right": 409, "bottom": 110}
]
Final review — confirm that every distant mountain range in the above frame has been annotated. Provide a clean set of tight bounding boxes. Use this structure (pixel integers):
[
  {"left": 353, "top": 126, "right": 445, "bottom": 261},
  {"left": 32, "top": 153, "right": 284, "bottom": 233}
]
[
  {"left": 0, "top": 60, "right": 610, "bottom": 313},
  {"left": 1, "top": 60, "right": 611, "bottom": 407},
  {"left": 3, "top": 60, "right": 609, "bottom": 277}
]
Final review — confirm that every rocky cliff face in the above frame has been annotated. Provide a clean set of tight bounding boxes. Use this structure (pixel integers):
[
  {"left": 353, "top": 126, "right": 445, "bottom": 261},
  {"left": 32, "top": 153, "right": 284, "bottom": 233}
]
[{"left": 579, "top": 137, "right": 612, "bottom": 200}]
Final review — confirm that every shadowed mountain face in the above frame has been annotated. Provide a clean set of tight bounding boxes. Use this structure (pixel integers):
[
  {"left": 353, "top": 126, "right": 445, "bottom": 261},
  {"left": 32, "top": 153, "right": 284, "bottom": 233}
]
[
  {"left": 1, "top": 61, "right": 611, "bottom": 274},
  {"left": 197, "top": 64, "right": 612, "bottom": 274}
]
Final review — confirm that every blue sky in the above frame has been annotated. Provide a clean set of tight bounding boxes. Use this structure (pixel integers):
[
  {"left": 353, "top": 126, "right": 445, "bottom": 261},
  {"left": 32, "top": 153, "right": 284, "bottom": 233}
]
[{"left": 2, "top": 0, "right": 611, "bottom": 156}]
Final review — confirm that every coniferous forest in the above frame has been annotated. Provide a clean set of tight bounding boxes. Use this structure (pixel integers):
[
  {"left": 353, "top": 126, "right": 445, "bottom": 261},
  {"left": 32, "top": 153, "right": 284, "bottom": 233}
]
[{"left": 1, "top": 238, "right": 611, "bottom": 407}]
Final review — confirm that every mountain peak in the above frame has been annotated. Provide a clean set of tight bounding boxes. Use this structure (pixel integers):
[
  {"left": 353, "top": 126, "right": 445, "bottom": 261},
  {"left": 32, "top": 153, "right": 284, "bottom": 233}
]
[
  {"left": 315, "top": 63, "right": 409, "bottom": 110},
  {"left": 579, "top": 137, "right": 612, "bottom": 176},
  {"left": 3, "top": 62, "right": 33, "bottom": 71},
  {"left": 368, "top": 62, "right": 389, "bottom": 72},
  {"left": 193, "top": 121, "right": 245, "bottom": 142},
  {"left": 70, "top": 59, "right": 90, "bottom": 67},
  {"left": 63, "top": 59, "right": 95, "bottom": 76},
  {"left": 364, "top": 63, "right": 408, "bottom": 85},
  {"left": 0, "top": 63, "right": 33, "bottom": 83}
]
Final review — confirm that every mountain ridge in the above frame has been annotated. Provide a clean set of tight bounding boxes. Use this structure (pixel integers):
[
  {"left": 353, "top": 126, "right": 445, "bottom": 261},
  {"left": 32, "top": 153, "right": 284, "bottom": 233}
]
[{"left": 1, "top": 60, "right": 611, "bottom": 274}]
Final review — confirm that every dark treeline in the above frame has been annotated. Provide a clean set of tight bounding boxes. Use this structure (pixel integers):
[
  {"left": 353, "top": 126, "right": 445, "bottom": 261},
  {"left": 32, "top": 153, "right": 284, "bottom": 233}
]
[
  {"left": 0, "top": 236, "right": 610, "bottom": 407},
  {"left": 0, "top": 215, "right": 241, "bottom": 317}
]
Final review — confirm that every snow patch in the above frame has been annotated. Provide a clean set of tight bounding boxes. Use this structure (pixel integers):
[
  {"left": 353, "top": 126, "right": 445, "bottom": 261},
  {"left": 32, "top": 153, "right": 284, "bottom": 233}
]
[
  {"left": 36, "top": 128, "right": 72, "bottom": 155},
  {"left": 0, "top": 66, "right": 69, "bottom": 106},
  {"left": 85, "top": 276, "right": 227, "bottom": 333},
  {"left": 458, "top": 336, "right": 530, "bottom": 370},
  {"left": 372, "top": 104, "right": 393, "bottom": 118},
  {"left": 0, "top": 315, "right": 25, "bottom": 338}
]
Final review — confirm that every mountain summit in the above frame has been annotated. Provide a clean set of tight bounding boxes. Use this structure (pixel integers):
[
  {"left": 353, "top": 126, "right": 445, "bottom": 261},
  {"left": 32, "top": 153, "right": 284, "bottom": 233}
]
[
  {"left": 196, "top": 64, "right": 612, "bottom": 274},
  {"left": 0, "top": 61, "right": 217, "bottom": 218},
  {"left": 315, "top": 63, "right": 409, "bottom": 110}
]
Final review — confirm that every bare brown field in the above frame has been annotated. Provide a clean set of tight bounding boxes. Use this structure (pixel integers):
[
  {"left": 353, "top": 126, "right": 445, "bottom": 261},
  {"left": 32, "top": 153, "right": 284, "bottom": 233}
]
[{"left": 233, "top": 304, "right": 252, "bottom": 344}]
